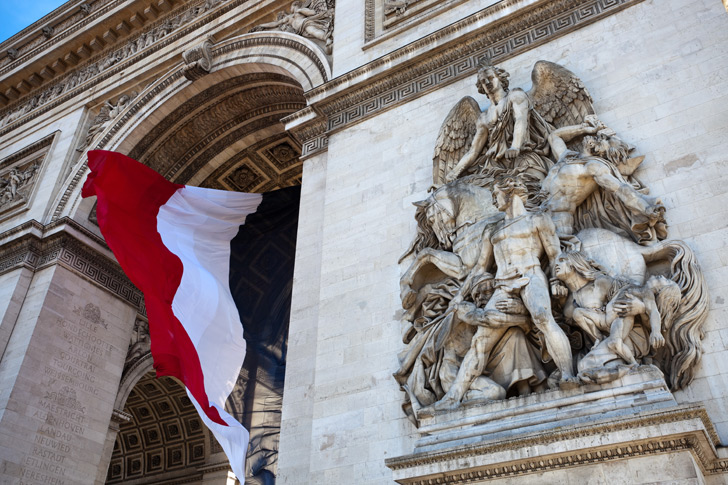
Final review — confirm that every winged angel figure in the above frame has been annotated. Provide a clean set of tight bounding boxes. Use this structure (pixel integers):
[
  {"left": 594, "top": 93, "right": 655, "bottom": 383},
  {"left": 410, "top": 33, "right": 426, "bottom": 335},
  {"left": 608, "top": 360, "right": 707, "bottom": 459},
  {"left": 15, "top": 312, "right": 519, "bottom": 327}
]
[
  {"left": 433, "top": 60, "right": 593, "bottom": 193},
  {"left": 396, "top": 59, "right": 708, "bottom": 424}
]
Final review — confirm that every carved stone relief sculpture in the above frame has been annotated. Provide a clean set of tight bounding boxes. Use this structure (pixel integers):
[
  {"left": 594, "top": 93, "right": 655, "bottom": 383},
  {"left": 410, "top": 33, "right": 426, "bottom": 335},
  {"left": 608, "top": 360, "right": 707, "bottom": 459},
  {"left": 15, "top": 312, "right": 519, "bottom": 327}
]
[
  {"left": 0, "top": 134, "right": 53, "bottom": 222},
  {"left": 384, "top": 0, "right": 410, "bottom": 16},
  {"left": 251, "top": 0, "right": 334, "bottom": 55},
  {"left": 124, "top": 318, "right": 150, "bottom": 376},
  {"left": 397, "top": 59, "right": 708, "bottom": 426},
  {"left": 77, "top": 91, "right": 138, "bottom": 153},
  {"left": 0, "top": 163, "right": 40, "bottom": 211},
  {"left": 0, "top": 144, "right": 45, "bottom": 221}
]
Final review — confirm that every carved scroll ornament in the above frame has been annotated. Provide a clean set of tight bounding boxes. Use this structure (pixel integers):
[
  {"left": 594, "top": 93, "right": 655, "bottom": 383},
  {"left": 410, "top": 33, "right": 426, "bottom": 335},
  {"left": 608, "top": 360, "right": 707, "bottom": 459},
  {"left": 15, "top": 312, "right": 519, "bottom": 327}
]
[{"left": 182, "top": 37, "right": 215, "bottom": 81}]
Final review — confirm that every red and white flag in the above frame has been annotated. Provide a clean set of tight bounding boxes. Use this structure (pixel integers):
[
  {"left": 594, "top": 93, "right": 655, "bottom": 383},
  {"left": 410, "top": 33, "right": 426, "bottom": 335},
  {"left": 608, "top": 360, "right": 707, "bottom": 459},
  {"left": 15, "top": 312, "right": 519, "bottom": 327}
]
[{"left": 82, "top": 150, "right": 299, "bottom": 480}]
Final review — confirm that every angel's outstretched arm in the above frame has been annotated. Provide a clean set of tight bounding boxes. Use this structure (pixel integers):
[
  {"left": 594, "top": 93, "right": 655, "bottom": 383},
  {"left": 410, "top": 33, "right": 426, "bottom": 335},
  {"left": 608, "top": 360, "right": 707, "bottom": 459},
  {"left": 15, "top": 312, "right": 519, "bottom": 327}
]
[{"left": 547, "top": 124, "right": 597, "bottom": 160}]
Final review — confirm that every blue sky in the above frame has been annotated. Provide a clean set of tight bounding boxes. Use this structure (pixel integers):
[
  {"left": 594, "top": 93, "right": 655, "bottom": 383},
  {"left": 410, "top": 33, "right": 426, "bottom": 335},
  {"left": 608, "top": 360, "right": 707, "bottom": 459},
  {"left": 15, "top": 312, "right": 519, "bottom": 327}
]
[{"left": 0, "top": 1, "right": 69, "bottom": 44}]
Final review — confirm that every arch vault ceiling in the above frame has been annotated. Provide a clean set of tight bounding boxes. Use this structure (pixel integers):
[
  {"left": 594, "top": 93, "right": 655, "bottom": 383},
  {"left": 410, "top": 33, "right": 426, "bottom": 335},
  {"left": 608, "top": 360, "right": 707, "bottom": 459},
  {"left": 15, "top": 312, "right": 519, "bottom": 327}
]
[
  {"left": 107, "top": 371, "right": 207, "bottom": 484},
  {"left": 129, "top": 71, "right": 307, "bottom": 191}
]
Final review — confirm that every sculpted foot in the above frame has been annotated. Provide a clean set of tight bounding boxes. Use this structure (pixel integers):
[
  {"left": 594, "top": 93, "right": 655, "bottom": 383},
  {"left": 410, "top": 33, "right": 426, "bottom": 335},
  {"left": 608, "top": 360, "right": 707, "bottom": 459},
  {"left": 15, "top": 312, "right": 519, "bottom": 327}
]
[
  {"left": 418, "top": 396, "right": 460, "bottom": 417},
  {"left": 558, "top": 375, "right": 581, "bottom": 390}
]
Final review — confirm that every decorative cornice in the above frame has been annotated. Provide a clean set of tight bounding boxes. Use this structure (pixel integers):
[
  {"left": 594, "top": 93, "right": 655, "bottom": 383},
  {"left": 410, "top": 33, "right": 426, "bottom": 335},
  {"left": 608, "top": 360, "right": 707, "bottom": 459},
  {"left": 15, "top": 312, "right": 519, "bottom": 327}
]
[
  {"left": 0, "top": 0, "right": 248, "bottom": 136},
  {"left": 301, "top": 134, "right": 328, "bottom": 159},
  {"left": 310, "top": 0, "right": 646, "bottom": 135},
  {"left": 108, "top": 407, "right": 132, "bottom": 432},
  {"left": 111, "top": 408, "right": 133, "bottom": 423},
  {"left": 196, "top": 463, "right": 234, "bottom": 473},
  {"left": 0, "top": 0, "right": 116, "bottom": 73},
  {"left": 364, "top": 0, "right": 376, "bottom": 43},
  {"left": 367, "top": 0, "right": 475, "bottom": 44},
  {"left": 386, "top": 405, "right": 727, "bottom": 483},
  {"left": 215, "top": 35, "right": 329, "bottom": 85},
  {"left": 0, "top": 217, "right": 144, "bottom": 312},
  {"left": 0, "top": 132, "right": 55, "bottom": 169},
  {"left": 283, "top": 107, "right": 328, "bottom": 159}
]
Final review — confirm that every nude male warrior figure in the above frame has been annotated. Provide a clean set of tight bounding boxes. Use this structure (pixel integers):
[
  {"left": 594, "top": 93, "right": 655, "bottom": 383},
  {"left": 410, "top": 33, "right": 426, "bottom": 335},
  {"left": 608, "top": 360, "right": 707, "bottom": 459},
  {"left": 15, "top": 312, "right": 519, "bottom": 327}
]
[
  {"left": 424, "top": 176, "right": 577, "bottom": 412},
  {"left": 541, "top": 117, "right": 665, "bottom": 243}
]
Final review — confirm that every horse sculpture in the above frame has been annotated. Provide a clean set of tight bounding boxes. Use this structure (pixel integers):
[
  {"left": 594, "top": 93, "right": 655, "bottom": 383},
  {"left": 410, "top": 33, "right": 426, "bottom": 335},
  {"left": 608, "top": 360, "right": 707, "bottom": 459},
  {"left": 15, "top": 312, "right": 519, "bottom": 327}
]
[{"left": 399, "top": 177, "right": 500, "bottom": 316}]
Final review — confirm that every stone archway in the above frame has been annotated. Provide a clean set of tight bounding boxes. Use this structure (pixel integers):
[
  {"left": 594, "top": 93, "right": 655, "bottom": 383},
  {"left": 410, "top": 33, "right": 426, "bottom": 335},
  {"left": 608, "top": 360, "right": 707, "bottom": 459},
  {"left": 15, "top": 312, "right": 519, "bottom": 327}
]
[
  {"left": 50, "top": 31, "right": 329, "bottom": 223},
  {"left": 106, "top": 371, "right": 213, "bottom": 484},
  {"left": 67, "top": 33, "right": 321, "bottom": 484},
  {"left": 122, "top": 69, "right": 307, "bottom": 188}
]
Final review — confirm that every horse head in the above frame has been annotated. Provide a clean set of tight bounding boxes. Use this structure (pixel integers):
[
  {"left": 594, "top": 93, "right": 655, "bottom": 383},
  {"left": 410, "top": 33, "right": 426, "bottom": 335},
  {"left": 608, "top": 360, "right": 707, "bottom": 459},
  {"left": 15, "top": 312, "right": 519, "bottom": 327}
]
[{"left": 414, "top": 180, "right": 499, "bottom": 250}]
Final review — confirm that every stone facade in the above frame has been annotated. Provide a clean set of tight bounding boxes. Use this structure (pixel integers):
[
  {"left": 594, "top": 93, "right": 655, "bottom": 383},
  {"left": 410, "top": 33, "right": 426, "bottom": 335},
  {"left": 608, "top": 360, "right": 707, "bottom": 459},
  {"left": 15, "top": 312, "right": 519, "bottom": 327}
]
[{"left": 0, "top": 0, "right": 727, "bottom": 484}]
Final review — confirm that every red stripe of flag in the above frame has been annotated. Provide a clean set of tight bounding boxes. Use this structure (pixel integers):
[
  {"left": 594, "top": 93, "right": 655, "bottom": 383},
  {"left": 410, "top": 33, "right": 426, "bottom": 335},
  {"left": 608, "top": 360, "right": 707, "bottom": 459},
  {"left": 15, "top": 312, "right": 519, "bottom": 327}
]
[{"left": 82, "top": 150, "right": 226, "bottom": 426}]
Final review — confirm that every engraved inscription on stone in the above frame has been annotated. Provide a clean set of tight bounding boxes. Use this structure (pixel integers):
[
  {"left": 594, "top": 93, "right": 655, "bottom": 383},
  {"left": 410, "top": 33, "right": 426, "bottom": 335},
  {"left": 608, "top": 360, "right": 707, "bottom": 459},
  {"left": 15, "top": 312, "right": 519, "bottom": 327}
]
[{"left": 21, "top": 303, "right": 116, "bottom": 484}]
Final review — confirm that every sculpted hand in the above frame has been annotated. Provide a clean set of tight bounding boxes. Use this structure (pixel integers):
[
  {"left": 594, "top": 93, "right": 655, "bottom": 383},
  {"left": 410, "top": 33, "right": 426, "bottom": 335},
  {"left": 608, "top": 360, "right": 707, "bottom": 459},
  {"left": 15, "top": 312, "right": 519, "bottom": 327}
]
[
  {"left": 650, "top": 332, "right": 665, "bottom": 349},
  {"left": 584, "top": 115, "right": 613, "bottom": 135},
  {"left": 505, "top": 147, "right": 520, "bottom": 160},
  {"left": 583, "top": 114, "right": 600, "bottom": 127},
  {"left": 613, "top": 293, "right": 645, "bottom": 317},
  {"left": 445, "top": 169, "right": 461, "bottom": 184},
  {"left": 495, "top": 298, "right": 525, "bottom": 315},
  {"left": 550, "top": 279, "right": 568, "bottom": 298}
]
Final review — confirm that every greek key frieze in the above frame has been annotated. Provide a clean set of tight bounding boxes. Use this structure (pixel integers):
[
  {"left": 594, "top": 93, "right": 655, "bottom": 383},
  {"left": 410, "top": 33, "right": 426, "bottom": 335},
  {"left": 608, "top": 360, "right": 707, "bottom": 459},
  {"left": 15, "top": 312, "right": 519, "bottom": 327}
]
[{"left": 0, "top": 218, "right": 144, "bottom": 312}]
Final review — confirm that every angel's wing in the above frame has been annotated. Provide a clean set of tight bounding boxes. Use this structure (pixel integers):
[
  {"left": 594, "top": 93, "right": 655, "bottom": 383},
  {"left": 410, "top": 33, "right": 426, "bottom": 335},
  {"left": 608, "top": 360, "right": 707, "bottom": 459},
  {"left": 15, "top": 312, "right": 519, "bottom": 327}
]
[
  {"left": 432, "top": 96, "right": 481, "bottom": 185},
  {"left": 95, "top": 105, "right": 112, "bottom": 125},
  {"left": 308, "top": 0, "right": 331, "bottom": 13},
  {"left": 528, "top": 61, "right": 594, "bottom": 129}
]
